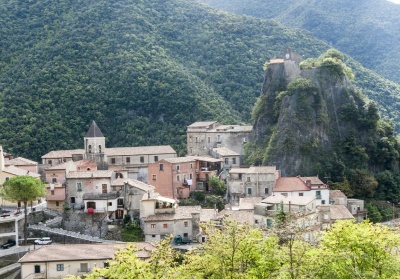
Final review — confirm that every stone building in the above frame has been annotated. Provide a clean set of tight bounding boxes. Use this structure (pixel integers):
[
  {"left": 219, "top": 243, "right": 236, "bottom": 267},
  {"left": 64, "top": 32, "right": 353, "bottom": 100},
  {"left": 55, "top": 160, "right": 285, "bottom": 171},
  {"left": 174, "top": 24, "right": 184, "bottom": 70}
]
[
  {"left": 227, "top": 166, "right": 279, "bottom": 204},
  {"left": 41, "top": 121, "right": 177, "bottom": 182},
  {"left": 148, "top": 156, "right": 222, "bottom": 199},
  {"left": 186, "top": 121, "right": 252, "bottom": 164}
]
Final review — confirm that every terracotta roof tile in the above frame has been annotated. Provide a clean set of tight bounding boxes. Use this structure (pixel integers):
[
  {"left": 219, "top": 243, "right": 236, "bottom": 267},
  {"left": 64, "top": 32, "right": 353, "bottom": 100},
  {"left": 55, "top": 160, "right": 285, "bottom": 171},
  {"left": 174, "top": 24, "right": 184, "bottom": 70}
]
[
  {"left": 6, "top": 157, "right": 37, "bottom": 166},
  {"left": 105, "top": 145, "right": 176, "bottom": 156},
  {"left": 67, "top": 170, "right": 113, "bottom": 179},
  {"left": 2, "top": 166, "right": 41, "bottom": 178},
  {"left": 42, "top": 149, "right": 85, "bottom": 159},
  {"left": 273, "top": 177, "right": 310, "bottom": 192},
  {"left": 330, "top": 205, "right": 354, "bottom": 220},
  {"left": 213, "top": 147, "right": 239, "bottom": 156},
  {"left": 329, "top": 190, "right": 347, "bottom": 198},
  {"left": 19, "top": 243, "right": 155, "bottom": 263}
]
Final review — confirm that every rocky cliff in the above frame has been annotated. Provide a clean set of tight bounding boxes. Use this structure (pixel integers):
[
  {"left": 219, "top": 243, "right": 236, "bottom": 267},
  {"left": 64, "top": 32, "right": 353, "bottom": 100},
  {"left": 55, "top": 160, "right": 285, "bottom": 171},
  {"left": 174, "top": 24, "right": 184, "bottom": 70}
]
[{"left": 248, "top": 50, "right": 397, "bottom": 180}]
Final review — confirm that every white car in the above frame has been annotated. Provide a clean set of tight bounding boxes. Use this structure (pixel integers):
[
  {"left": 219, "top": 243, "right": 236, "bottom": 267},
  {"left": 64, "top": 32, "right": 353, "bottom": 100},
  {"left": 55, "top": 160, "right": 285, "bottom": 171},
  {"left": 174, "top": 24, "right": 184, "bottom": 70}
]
[{"left": 34, "top": 237, "right": 52, "bottom": 245}]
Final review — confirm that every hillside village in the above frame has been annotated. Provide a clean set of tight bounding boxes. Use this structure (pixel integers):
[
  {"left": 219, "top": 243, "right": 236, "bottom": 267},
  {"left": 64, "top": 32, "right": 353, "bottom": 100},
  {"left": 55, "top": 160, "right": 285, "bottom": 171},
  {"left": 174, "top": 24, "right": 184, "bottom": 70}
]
[{"left": 0, "top": 118, "right": 369, "bottom": 278}]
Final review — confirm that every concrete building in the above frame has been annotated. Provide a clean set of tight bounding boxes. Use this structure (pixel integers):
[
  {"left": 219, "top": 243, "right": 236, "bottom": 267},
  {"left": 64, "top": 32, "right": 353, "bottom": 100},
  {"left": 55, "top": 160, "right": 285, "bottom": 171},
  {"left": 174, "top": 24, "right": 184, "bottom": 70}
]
[
  {"left": 140, "top": 198, "right": 217, "bottom": 243},
  {"left": 41, "top": 121, "right": 177, "bottom": 182},
  {"left": 148, "top": 156, "right": 222, "bottom": 199},
  {"left": 19, "top": 243, "right": 155, "bottom": 279},
  {"left": 5, "top": 157, "right": 38, "bottom": 174},
  {"left": 227, "top": 166, "right": 279, "bottom": 204},
  {"left": 186, "top": 121, "right": 252, "bottom": 164},
  {"left": 0, "top": 145, "right": 42, "bottom": 207},
  {"left": 254, "top": 195, "right": 317, "bottom": 229},
  {"left": 46, "top": 183, "right": 66, "bottom": 212},
  {"left": 273, "top": 176, "right": 329, "bottom": 206},
  {"left": 210, "top": 147, "right": 240, "bottom": 180}
]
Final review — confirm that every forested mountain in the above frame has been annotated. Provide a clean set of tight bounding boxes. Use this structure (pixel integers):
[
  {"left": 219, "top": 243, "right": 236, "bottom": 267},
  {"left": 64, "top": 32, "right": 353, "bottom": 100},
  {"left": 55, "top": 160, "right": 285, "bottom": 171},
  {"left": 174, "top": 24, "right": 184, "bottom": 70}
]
[
  {"left": 0, "top": 0, "right": 399, "bottom": 162},
  {"left": 198, "top": 0, "right": 400, "bottom": 84}
]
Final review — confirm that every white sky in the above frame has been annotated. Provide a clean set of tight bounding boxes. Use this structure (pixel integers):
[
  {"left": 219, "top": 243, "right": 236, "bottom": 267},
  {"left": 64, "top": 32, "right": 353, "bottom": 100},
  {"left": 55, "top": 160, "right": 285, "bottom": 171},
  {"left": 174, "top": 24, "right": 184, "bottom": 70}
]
[{"left": 388, "top": 0, "right": 400, "bottom": 3}]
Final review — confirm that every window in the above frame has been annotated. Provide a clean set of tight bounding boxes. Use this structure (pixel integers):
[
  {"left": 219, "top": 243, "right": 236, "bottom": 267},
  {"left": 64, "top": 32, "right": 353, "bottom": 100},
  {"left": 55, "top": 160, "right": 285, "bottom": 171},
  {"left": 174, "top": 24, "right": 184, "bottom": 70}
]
[
  {"left": 56, "top": 201, "right": 59, "bottom": 206},
  {"left": 243, "top": 137, "right": 247, "bottom": 143},
  {"left": 217, "top": 135, "right": 221, "bottom": 142},
  {"left": 87, "top": 202, "right": 96, "bottom": 209},
  {"left": 108, "top": 202, "right": 112, "bottom": 206},
  {"left": 159, "top": 164, "right": 164, "bottom": 171},
  {"left": 316, "top": 191, "right": 321, "bottom": 199},
  {"left": 321, "top": 200, "right": 326, "bottom": 204},
  {"left": 151, "top": 224, "right": 156, "bottom": 229},
  {"left": 104, "top": 262, "right": 109, "bottom": 268},
  {"left": 154, "top": 156, "right": 158, "bottom": 162},
  {"left": 140, "top": 156, "right": 144, "bottom": 163},
  {"left": 34, "top": 265, "right": 41, "bottom": 273},
  {"left": 126, "top": 157, "right": 130, "bottom": 163},
  {"left": 247, "top": 188, "right": 252, "bottom": 195},
  {"left": 52, "top": 178, "right": 57, "bottom": 183},
  {"left": 99, "top": 145, "right": 102, "bottom": 153},
  {"left": 238, "top": 174, "right": 242, "bottom": 180},
  {"left": 184, "top": 221, "right": 188, "bottom": 227},
  {"left": 163, "top": 224, "right": 168, "bottom": 228},
  {"left": 264, "top": 188, "right": 269, "bottom": 194},
  {"left": 247, "top": 177, "right": 251, "bottom": 182},
  {"left": 48, "top": 160, "right": 52, "bottom": 165},
  {"left": 177, "top": 165, "right": 180, "bottom": 171},
  {"left": 152, "top": 174, "right": 157, "bottom": 180},
  {"left": 189, "top": 136, "right": 192, "bottom": 143},
  {"left": 189, "top": 173, "right": 193, "bottom": 179},
  {"left": 255, "top": 219, "right": 259, "bottom": 224},
  {"left": 77, "top": 183, "right": 82, "bottom": 191},
  {"left": 5, "top": 177, "right": 9, "bottom": 181},
  {"left": 299, "top": 193, "right": 304, "bottom": 196},
  {"left": 177, "top": 175, "right": 180, "bottom": 181},
  {"left": 102, "top": 184, "right": 107, "bottom": 194},
  {"left": 190, "top": 147, "right": 193, "bottom": 154},
  {"left": 208, "top": 137, "right": 210, "bottom": 143},
  {"left": 80, "top": 263, "right": 88, "bottom": 272},
  {"left": 195, "top": 137, "right": 198, "bottom": 143},
  {"left": 88, "top": 145, "right": 92, "bottom": 153},
  {"left": 190, "top": 163, "right": 193, "bottom": 169},
  {"left": 51, "top": 190, "right": 54, "bottom": 195},
  {"left": 70, "top": 197, "right": 76, "bottom": 204},
  {"left": 232, "top": 158, "right": 236, "bottom": 164},
  {"left": 111, "top": 158, "right": 116, "bottom": 164},
  {"left": 224, "top": 158, "right": 229, "bottom": 165},
  {"left": 57, "top": 264, "right": 64, "bottom": 271},
  {"left": 152, "top": 235, "right": 156, "bottom": 238},
  {"left": 183, "top": 233, "right": 188, "bottom": 238}
]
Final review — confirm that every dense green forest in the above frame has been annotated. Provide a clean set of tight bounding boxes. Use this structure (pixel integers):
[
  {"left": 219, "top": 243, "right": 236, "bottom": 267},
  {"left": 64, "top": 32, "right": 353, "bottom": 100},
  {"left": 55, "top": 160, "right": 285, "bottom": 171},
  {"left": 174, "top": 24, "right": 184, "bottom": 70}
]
[
  {"left": 1, "top": 0, "right": 400, "bottom": 161},
  {"left": 198, "top": 0, "right": 400, "bottom": 84}
]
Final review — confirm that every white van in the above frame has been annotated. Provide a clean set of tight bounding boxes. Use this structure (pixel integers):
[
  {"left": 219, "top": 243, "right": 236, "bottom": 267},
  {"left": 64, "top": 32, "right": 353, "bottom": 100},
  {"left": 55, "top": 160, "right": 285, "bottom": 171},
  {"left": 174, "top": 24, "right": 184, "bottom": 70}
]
[{"left": 34, "top": 237, "right": 52, "bottom": 245}]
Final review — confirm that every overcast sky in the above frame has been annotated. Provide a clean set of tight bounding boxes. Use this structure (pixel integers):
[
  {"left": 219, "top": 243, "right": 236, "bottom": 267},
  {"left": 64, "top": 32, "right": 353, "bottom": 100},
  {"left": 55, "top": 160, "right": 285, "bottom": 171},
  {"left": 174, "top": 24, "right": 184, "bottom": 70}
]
[{"left": 388, "top": 0, "right": 400, "bottom": 3}]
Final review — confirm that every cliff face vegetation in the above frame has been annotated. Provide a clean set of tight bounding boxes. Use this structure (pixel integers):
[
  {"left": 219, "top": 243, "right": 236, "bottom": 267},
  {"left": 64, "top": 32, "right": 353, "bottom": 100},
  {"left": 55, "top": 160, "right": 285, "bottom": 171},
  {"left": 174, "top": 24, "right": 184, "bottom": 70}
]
[{"left": 247, "top": 50, "right": 400, "bottom": 200}]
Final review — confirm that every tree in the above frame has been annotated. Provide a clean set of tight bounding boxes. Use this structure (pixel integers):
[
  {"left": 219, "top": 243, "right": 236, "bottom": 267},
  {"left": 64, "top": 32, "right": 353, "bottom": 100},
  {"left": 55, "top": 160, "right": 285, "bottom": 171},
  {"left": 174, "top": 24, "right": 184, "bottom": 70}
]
[
  {"left": 68, "top": 237, "right": 179, "bottom": 279},
  {"left": 312, "top": 220, "right": 400, "bottom": 279},
  {"left": 0, "top": 176, "right": 45, "bottom": 244},
  {"left": 208, "top": 175, "right": 227, "bottom": 195}
]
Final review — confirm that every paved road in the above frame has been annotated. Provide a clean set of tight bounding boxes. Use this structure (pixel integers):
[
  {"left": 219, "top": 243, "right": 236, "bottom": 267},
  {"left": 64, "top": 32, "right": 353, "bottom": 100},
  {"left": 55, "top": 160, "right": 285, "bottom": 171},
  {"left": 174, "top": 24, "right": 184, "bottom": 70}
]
[
  {"left": 0, "top": 245, "right": 32, "bottom": 257},
  {"left": 0, "top": 263, "right": 21, "bottom": 277}
]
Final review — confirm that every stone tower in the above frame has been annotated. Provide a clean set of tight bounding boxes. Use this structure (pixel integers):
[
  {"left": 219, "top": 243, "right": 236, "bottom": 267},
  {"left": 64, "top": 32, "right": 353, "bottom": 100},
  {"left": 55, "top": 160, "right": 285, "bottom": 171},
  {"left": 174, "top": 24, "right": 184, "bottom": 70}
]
[{"left": 84, "top": 121, "right": 106, "bottom": 167}]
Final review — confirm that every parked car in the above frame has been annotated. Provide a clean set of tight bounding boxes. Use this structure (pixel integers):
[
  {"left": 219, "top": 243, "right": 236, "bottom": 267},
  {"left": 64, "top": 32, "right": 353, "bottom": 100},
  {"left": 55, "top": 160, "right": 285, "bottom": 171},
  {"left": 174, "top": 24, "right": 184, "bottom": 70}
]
[
  {"left": 34, "top": 237, "right": 52, "bottom": 245},
  {"left": 1, "top": 239, "right": 16, "bottom": 249},
  {"left": 1, "top": 209, "right": 11, "bottom": 218}
]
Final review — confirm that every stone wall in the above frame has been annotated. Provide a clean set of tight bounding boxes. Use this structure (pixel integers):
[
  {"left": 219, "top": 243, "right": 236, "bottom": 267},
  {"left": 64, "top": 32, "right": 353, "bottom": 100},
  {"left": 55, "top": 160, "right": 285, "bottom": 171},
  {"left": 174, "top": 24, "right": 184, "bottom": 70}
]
[{"left": 62, "top": 210, "right": 108, "bottom": 238}]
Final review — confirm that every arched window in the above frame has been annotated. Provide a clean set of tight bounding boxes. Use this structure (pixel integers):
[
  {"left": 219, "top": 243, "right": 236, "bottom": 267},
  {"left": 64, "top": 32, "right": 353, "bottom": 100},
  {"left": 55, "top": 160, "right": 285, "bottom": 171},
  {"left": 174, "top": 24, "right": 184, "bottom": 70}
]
[
  {"left": 99, "top": 145, "right": 102, "bottom": 153},
  {"left": 88, "top": 145, "right": 92, "bottom": 153}
]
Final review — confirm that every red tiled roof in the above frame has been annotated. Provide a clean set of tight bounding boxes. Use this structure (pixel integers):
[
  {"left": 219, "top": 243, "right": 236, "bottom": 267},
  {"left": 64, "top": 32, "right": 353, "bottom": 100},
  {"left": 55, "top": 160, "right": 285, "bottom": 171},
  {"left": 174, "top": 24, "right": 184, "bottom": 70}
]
[{"left": 273, "top": 177, "right": 310, "bottom": 192}]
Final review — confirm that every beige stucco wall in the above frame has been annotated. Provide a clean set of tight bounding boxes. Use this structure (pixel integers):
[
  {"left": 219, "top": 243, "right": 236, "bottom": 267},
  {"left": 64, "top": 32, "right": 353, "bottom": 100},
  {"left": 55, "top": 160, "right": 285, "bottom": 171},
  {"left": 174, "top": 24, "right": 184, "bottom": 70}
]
[{"left": 21, "top": 259, "right": 108, "bottom": 279}]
